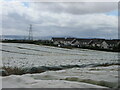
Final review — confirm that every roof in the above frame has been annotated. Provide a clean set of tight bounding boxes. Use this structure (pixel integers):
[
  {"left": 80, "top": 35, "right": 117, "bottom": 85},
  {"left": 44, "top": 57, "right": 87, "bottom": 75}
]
[
  {"left": 76, "top": 39, "right": 91, "bottom": 43},
  {"left": 105, "top": 40, "right": 119, "bottom": 45},
  {"left": 65, "top": 38, "right": 75, "bottom": 41},
  {"left": 52, "top": 37, "right": 76, "bottom": 42},
  {"left": 89, "top": 39, "right": 104, "bottom": 44},
  {"left": 52, "top": 37, "right": 65, "bottom": 41}
]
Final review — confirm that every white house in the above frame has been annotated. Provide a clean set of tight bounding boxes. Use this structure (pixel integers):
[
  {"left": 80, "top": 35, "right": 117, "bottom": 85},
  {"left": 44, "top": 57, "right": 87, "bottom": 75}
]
[
  {"left": 89, "top": 39, "right": 105, "bottom": 48},
  {"left": 101, "top": 40, "right": 120, "bottom": 49},
  {"left": 51, "top": 37, "right": 65, "bottom": 45},
  {"left": 73, "top": 39, "right": 92, "bottom": 47},
  {"left": 51, "top": 37, "right": 76, "bottom": 46}
]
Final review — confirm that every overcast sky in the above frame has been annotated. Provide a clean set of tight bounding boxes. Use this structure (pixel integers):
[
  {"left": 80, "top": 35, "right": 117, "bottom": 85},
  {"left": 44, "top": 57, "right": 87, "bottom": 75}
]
[{"left": 0, "top": 0, "right": 118, "bottom": 39}]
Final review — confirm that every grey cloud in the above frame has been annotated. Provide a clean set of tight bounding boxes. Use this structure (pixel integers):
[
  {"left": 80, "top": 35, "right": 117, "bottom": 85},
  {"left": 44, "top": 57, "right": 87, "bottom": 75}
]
[
  {"left": 2, "top": 12, "right": 118, "bottom": 39},
  {"left": 31, "top": 22, "right": 117, "bottom": 39},
  {"left": 1, "top": 1, "right": 118, "bottom": 39},
  {"left": 30, "top": 2, "right": 118, "bottom": 15}
]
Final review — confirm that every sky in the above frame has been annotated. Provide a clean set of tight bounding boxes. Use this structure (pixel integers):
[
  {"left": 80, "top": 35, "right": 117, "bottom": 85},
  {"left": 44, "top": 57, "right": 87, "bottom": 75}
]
[{"left": 0, "top": 0, "right": 119, "bottom": 39}]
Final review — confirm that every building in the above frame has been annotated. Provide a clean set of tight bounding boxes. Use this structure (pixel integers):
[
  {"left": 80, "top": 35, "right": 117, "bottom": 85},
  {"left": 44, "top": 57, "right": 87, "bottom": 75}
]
[
  {"left": 73, "top": 39, "right": 92, "bottom": 47},
  {"left": 64, "top": 38, "right": 76, "bottom": 46},
  {"left": 51, "top": 37, "right": 76, "bottom": 46},
  {"left": 51, "top": 37, "right": 120, "bottom": 50},
  {"left": 51, "top": 37, "right": 65, "bottom": 45},
  {"left": 89, "top": 39, "right": 105, "bottom": 48},
  {"left": 101, "top": 40, "right": 120, "bottom": 49}
]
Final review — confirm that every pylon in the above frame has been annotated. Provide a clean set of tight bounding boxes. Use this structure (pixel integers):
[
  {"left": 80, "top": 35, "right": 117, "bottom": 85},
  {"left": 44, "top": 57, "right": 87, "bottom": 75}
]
[{"left": 28, "top": 24, "right": 33, "bottom": 40}]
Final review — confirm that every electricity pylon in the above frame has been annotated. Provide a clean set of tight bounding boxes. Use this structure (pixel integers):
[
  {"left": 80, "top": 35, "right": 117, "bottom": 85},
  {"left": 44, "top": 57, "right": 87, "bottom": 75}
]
[{"left": 28, "top": 24, "right": 33, "bottom": 40}]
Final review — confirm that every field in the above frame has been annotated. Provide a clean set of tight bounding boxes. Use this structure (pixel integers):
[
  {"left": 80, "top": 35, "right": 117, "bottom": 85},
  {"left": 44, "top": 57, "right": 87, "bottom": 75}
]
[{"left": 1, "top": 43, "right": 119, "bottom": 88}]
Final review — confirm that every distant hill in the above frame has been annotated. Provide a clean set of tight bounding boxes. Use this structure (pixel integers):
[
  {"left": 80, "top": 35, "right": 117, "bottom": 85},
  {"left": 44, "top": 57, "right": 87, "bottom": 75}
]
[{"left": 1, "top": 35, "right": 52, "bottom": 40}]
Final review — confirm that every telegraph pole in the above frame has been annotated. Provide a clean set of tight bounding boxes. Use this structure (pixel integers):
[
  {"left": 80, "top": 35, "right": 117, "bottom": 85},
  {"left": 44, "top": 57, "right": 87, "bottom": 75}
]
[{"left": 28, "top": 24, "right": 33, "bottom": 40}]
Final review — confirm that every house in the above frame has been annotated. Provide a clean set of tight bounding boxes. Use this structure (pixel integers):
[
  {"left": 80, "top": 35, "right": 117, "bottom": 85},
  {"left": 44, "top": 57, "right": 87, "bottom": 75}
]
[
  {"left": 51, "top": 37, "right": 65, "bottom": 45},
  {"left": 101, "top": 40, "right": 120, "bottom": 49},
  {"left": 51, "top": 37, "right": 76, "bottom": 46},
  {"left": 73, "top": 39, "right": 92, "bottom": 47},
  {"left": 89, "top": 39, "right": 105, "bottom": 48},
  {"left": 64, "top": 38, "right": 76, "bottom": 46}
]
